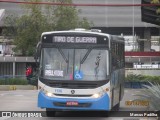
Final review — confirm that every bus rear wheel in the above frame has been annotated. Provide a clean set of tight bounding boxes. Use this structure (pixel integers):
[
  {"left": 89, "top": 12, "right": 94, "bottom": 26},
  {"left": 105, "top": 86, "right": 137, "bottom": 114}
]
[{"left": 46, "top": 108, "right": 56, "bottom": 117}]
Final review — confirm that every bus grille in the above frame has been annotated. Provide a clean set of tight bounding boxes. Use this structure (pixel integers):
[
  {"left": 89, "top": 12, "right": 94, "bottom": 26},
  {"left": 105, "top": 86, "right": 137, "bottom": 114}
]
[
  {"left": 48, "top": 83, "right": 98, "bottom": 89},
  {"left": 54, "top": 94, "right": 92, "bottom": 97}
]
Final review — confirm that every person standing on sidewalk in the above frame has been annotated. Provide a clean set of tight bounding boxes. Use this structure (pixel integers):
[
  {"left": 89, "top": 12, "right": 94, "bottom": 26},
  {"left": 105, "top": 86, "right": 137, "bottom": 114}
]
[{"left": 26, "top": 66, "right": 33, "bottom": 84}]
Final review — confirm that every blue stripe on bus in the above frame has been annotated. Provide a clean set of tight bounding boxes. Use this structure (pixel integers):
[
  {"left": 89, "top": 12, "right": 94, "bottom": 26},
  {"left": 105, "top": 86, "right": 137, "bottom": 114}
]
[{"left": 38, "top": 91, "right": 110, "bottom": 111}]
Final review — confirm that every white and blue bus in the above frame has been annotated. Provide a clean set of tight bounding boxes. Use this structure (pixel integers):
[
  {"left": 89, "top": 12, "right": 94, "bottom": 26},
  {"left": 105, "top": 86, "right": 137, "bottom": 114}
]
[{"left": 35, "top": 29, "right": 125, "bottom": 116}]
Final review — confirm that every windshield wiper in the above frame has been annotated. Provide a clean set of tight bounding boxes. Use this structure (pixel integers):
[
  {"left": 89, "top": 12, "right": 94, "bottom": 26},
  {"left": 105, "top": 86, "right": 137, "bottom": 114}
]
[
  {"left": 78, "top": 48, "right": 92, "bottom": 72},
  {"left": 95, "top": 52, "right": 101, "bottom": 77},
  {"left": 58, "top": 48, "right": 68, "bottom": 63},
  {"left": 80, "top": 48, "right": 92, "bottom": 64}
]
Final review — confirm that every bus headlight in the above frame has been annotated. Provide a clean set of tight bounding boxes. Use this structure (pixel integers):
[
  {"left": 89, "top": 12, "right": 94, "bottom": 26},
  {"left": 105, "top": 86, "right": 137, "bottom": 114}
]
[
  {"left": 92, "top": 92, "right": 104, "bottom": 98},
  {"left": 41, "top": 89, "right": 54, "bottom": 97},
  {"left": 46, "top": 92, "right": 53, "bottom": 97}
]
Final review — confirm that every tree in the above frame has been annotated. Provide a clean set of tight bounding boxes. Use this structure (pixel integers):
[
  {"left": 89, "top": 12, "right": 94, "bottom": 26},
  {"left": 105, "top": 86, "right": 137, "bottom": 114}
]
[
  {"left": 2, "top": 14, "right": 18, "bottom": 38},
  {"left": 13, "top": 0, "right": 51, "bottom": 56},
  {"left": 2, "top": 0, "right": 93, "bottom": 56},
  {"left": 53, "top": 0, "right": 92, "bottom": 30}
]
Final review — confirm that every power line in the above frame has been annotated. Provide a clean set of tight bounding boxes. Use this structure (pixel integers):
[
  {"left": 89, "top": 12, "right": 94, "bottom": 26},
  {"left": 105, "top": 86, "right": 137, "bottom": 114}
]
[{"left": 0, "top": 0, "right": 160, "bottom": 7}]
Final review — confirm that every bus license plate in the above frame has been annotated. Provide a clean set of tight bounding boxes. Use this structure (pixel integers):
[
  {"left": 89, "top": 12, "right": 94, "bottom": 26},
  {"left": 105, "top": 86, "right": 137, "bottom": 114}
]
[{"left": 66, "top": 101, "right": 78, "bottom": 106}]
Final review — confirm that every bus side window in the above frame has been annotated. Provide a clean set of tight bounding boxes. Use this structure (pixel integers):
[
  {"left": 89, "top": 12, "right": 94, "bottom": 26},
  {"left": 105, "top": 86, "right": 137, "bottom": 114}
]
[{"left": 111, "top": 42, "right": 123, "bottom": 70}]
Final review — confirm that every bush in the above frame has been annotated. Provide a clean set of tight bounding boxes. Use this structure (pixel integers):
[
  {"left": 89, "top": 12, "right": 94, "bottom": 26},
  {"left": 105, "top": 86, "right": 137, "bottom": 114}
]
[
  {"left": 0, "top": 78, "right": 28, "bottom": 85},
  {"left": 134, "top": 82, "right": 160, "bottom": 111},
  {"left": 125, "top": 74, "right": 160, "bottom": 84}
]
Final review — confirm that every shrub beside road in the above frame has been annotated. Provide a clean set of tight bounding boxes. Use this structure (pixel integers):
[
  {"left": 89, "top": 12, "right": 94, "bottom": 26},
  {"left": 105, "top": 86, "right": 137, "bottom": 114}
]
[
  {"left": 125, "top": 74, "right": 160, "bottom": 84},
  {"left": 0, "top": 78, "right": 28, "bottom": 85},
  {"left": 0, "top": 77, "right": 37, "bottom": 90}
]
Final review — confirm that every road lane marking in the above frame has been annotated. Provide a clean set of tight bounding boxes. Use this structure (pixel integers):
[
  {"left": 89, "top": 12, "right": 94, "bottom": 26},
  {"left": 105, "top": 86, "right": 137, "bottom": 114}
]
[
  {"left": 125, "top": 90, "right": 128, "bottom": 93},
  {"left": 14, "top": 95, "right": 24, "bottom": 97}
]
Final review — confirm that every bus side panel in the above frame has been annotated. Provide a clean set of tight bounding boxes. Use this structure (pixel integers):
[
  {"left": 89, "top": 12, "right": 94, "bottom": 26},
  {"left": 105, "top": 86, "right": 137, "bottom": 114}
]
[
  {"left": 110, "top": 68, "right": 125, "bottom": 108},
  {"left": 120, "top": 68, "right": 125, "bottom": 101},
  {"left": 111, "top": 70, "right": 120, "bottom": 107}
]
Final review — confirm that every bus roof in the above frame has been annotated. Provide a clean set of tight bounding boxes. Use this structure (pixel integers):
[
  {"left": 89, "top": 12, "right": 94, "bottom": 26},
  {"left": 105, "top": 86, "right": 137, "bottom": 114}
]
[
  {"left": 41, "top": 29, "right": 110, "bottom": 37},
  {"left": 41, "top": 29, "right": 124, "bottom": 43}
]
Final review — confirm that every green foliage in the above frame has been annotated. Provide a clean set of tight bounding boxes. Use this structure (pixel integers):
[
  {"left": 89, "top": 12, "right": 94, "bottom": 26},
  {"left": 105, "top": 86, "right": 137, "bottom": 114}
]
[
  {"left": 79, "top": 18, "right": 93, "bottom": 29},
  {"left": 125, "top": 74, "right": 160, "bottom": 84},
  {"left": 125, "top": 74, "right": 144, "bottom": 82},
  {"left": 151, "top": 0, "right": 160, "bottom": 4},
  {"left": 2, "top": 14, "right": 18, "bottom": 37},
  {"left": 134, "top": 82, "right": 160, "bottom": 110},
  {"left": 151, "top": 0, "right": 160, "bottom": 14},
  {"left": 2, "top": 0, "right": 93, "bottom": 56},
  {"left": 54, "top": 4, "right": 79, "bottom": 30},
  {"left": 13, "top": 14, "right": 49, "bottom": 55},
  {"left": 53, "top": 0, "right": 92, "bottom": 30},
  {"left": 0, "top": 78, "right": 28, "bottom": 85}
]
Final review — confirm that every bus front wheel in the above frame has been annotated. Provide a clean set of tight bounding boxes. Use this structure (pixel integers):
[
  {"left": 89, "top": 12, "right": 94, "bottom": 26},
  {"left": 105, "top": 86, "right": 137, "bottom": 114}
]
[
  {"left": 113, "top": 103, "right": 120, "bottom": 111},
  {"left": 46, "top": 108, "right": 56, "bottom": 117},
  {"left": 113, "top": 85, "right": 121, "bottom": 111}
]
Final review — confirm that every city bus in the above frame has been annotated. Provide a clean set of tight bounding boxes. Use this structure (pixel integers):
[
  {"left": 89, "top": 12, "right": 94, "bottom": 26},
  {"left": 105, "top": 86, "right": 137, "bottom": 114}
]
[{"left": 35, "top": 29, "right": 125, "bottom": 116}]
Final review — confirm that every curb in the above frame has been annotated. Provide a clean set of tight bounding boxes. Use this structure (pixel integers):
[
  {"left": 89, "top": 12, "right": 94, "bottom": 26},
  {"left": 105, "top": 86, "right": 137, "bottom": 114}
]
[{"left": 0, "top": 85, "right": 37, "bottom": 91}]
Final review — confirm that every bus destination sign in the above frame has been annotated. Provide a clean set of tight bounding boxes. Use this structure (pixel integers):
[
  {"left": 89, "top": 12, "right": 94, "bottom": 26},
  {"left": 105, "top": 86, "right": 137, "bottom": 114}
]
[
  {"left": 42, "top": 33, "right": 109, "bottom": 45},
  {"left": 53, "top": 36, "right": 97, "bottom": 44}
]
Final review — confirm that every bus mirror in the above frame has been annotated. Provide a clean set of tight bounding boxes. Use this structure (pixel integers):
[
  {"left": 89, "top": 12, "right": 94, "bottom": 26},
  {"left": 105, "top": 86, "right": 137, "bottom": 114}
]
[
  {"left": 34, "top": 52, "right": 39, "bottom": 62},
  {"left": 36, "top": 61, "right": 40, "bottom": 68},
  {"left": 34, "top": 42, "right": 41, "bottom": 61},
  {"left": 34, "top": 42, "right": 41, "bottom": 66}
]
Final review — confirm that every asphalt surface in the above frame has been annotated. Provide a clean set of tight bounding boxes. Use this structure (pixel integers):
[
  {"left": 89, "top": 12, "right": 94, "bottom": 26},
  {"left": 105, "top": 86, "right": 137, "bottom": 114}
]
[{"left": 0, "top": 89, "right": 157, "bottom": 120}]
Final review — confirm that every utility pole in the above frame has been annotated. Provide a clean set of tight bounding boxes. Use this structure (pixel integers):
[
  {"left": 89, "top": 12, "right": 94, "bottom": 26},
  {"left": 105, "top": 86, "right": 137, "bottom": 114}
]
[{"left": 132, "top": 0, "right": 135, "bottom": 51}]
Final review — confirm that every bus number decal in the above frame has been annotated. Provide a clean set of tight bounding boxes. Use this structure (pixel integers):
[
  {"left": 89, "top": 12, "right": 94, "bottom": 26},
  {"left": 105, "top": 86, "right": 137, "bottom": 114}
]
[
  {"left": 55, "top": 89, "right": 62, "bottom": 93},
  {"left": 45, "top": 70, "right": 63, "bottom": 77}
]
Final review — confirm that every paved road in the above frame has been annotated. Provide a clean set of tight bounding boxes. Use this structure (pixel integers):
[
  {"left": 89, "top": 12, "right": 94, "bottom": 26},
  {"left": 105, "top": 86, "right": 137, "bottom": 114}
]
[{"left": 0, "top": 89, "right": 157, "bottom": 120}]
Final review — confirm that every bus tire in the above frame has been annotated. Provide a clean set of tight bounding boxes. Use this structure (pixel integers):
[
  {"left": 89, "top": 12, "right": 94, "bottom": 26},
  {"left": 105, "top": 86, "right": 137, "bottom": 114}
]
[
  {"left": 46, "top": 108, "right": 56, "bottom": 117},
  {"left": 114, "top": 85, "right": 121, "bottom": 111},
  {"left": 112, "top": 86, "right": 121, "bottom": 111},
  {"left": 114, "top": 103, "right": 120, "bottom": 111},
  {"left": 119, "top": 84, "right": 122, "bottom": 101},
  {"left": 103, "top": 111, "right": 109, "bottom": 117}
]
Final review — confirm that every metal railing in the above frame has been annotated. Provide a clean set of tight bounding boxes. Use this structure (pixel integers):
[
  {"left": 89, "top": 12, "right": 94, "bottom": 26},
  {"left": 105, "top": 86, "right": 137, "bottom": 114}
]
[{"left": 0, "top": 56, "right": 35, "bottom": 62}]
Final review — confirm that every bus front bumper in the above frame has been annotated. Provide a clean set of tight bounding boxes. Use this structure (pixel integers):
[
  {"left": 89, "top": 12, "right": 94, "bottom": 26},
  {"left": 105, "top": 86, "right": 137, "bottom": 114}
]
[{"left": 38, "top": 91, "right": 110, "bottom": 111}]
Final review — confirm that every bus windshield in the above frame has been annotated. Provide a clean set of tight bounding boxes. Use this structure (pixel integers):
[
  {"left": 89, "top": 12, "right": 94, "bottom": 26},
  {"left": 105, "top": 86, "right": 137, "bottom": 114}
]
[{"left": 40, "top": 48, "right": 108, "bottom": 81}]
